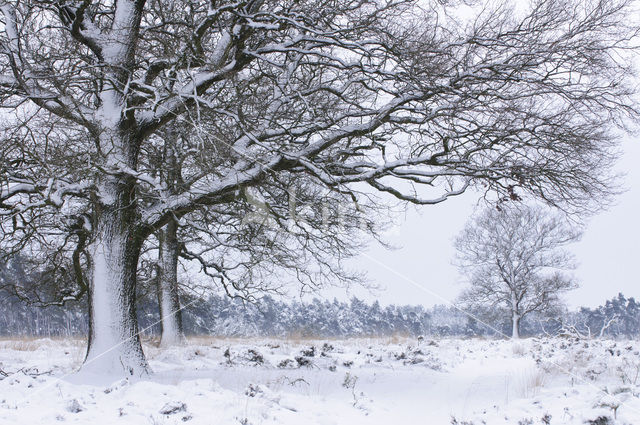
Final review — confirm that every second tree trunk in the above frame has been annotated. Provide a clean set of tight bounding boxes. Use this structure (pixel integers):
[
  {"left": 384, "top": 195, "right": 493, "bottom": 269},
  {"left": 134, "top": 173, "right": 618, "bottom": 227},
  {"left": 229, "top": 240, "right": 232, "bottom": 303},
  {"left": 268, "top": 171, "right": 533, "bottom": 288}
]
[{"left": 157, "top": 218, "right": 185, "bottom": 347}]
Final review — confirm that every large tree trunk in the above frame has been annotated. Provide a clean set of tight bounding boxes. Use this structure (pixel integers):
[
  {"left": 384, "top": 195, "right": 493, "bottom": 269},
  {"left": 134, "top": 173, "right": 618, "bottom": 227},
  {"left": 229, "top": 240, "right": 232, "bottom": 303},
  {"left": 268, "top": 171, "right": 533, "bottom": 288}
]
[
  {"left": 81, "top": 122, "right": 149, "bottom": 376},
  {"left": 157, "top": 218, "right": 186, "bottom": 347},
  {"left": 82, "top": 205, "right": 149, "bottom": 376}
]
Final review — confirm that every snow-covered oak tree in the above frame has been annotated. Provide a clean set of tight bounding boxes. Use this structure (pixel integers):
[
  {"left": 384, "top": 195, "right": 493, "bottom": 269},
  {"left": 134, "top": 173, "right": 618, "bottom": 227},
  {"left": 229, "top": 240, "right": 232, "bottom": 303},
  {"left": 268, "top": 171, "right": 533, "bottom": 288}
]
[
  {"left": 454, "top": 205, "right": 582, "bottom": 339},
  {"left": 0, "top": 0, "right": 639, "bottom": 374}
]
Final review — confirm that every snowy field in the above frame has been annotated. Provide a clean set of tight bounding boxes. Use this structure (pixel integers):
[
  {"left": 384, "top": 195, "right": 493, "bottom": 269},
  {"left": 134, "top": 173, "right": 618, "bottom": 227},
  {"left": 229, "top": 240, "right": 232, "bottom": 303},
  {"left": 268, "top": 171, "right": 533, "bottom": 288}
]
[{"left": 1, "top": 337, "right": 639, "bottom": 424}]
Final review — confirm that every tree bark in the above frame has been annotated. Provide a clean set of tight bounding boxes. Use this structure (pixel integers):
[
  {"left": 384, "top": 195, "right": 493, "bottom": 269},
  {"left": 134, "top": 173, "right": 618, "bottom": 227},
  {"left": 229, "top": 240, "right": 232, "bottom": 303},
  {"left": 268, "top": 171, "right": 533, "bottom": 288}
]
[
  {"left": 157, "top": 218, "right": 186, "bottom": 347},
  {"left": 81, "top": 118, "right": 149, "bottom": 375},
  {"left": 83, "top": 202, "right": 149, "bottom": 376}
]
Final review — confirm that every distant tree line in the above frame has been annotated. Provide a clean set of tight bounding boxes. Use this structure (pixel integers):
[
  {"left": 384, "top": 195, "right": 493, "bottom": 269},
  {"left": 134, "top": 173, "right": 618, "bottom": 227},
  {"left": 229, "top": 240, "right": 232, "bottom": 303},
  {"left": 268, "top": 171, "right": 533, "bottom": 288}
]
[
  {"left": 1, "top": 285, "right": 638, "bottom": 339},
  {"left": 562, "top": 293, "right": 640, "bottom": 339}
]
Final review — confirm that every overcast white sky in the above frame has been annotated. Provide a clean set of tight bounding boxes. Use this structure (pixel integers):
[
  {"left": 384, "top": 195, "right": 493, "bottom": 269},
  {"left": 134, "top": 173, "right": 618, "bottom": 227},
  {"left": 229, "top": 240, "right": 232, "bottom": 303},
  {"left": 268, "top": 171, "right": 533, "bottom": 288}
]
[{"left": 308, "top": 137, "right": 640, "bottom": 310}]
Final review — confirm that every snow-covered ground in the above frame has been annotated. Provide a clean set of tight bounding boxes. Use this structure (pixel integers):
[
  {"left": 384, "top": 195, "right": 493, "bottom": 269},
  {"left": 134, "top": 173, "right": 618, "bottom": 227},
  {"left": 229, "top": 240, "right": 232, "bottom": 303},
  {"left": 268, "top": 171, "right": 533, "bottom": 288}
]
[{"left": 0, "top": 337, "right": 639, "bottom": 424}]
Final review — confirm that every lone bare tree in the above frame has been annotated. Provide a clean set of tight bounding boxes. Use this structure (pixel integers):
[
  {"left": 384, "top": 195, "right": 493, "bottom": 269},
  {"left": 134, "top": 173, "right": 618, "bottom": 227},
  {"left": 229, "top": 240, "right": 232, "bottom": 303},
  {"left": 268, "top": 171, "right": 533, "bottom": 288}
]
[
  {"left": 1, "top": 0, "right": 638, "bottom": 374},
  {"left": 454, "top": 205, "right": 581, "bottom": 339}
]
